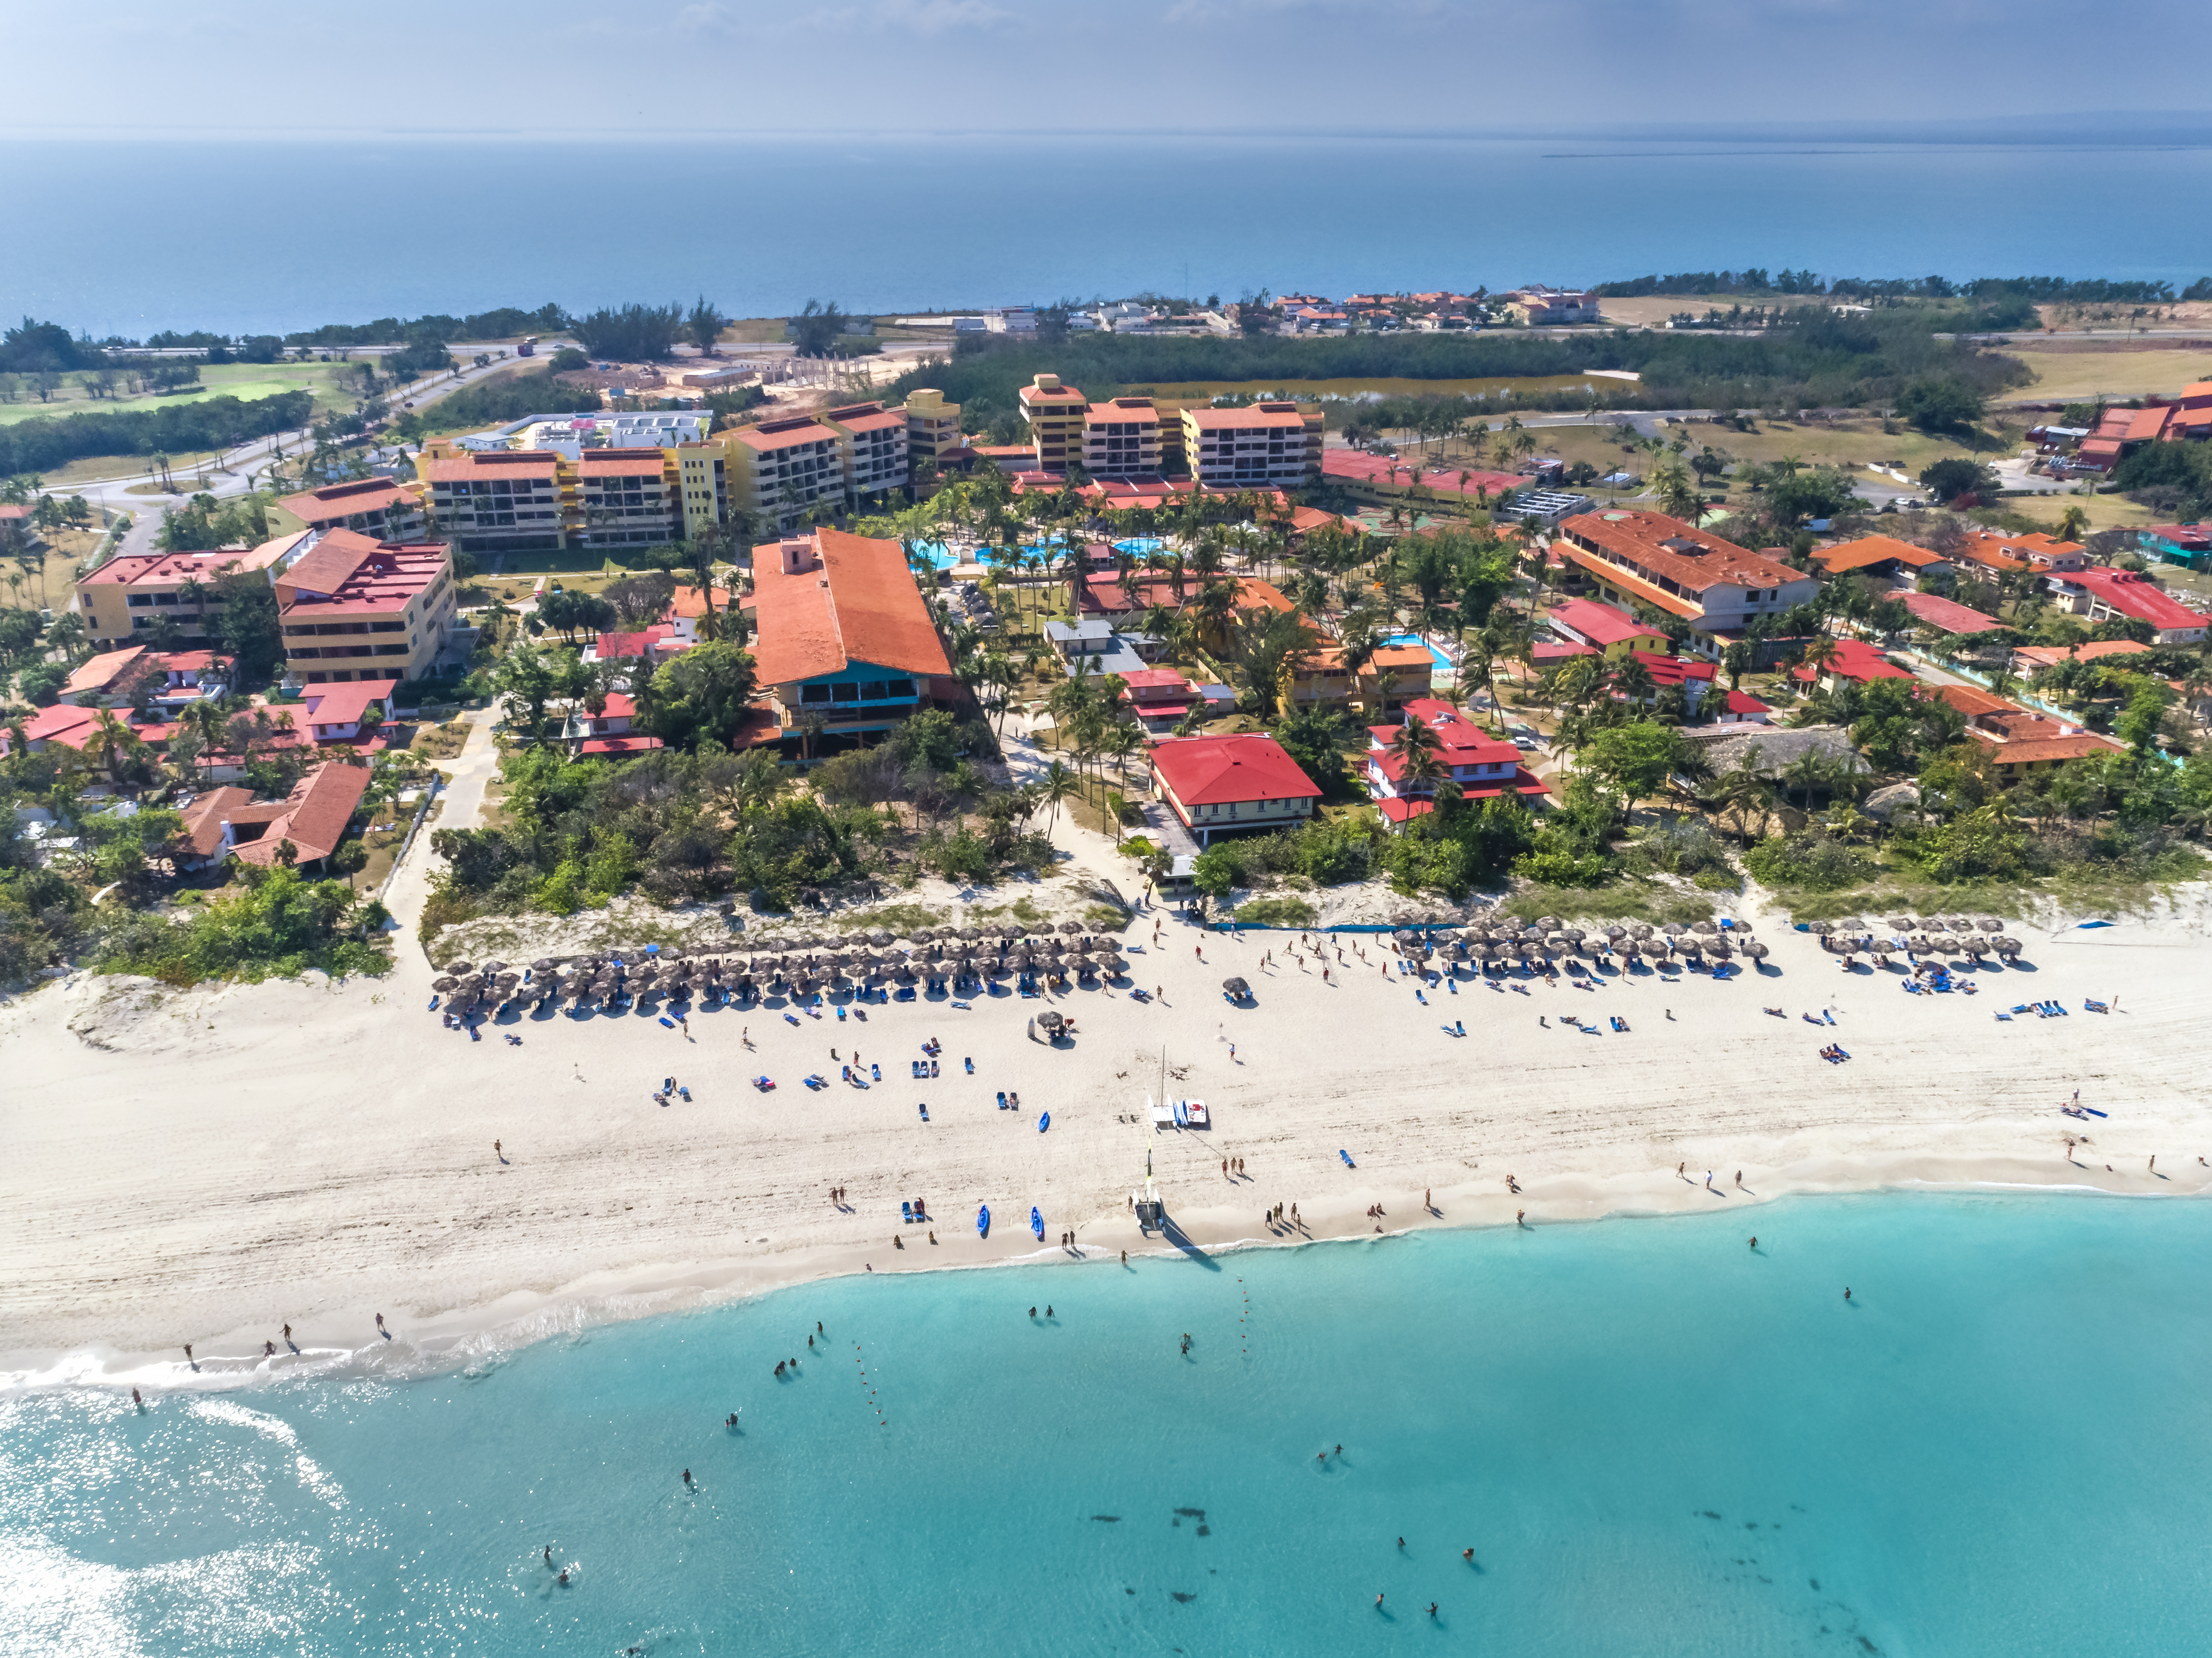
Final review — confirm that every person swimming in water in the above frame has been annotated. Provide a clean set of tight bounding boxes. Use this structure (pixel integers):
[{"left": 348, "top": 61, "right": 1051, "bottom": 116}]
[
  {"left": 682, "top": 1469, "right": 692, "bottom": 1487},
  {"left": 1462, "top": 1548, "right": 1473, "bottom": 1562},
  {"left": 1844, "top": 1287, "right": 1852, "bottom": 1300},
  {"left": 557, "top": 1570, "right": 570, "bottom": 1586}
]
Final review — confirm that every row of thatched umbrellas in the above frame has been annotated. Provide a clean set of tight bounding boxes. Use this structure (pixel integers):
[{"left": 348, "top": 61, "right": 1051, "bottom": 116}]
[
  {"left": 431, "top": 927, "right": 1133, "bottom": 1013},
  {"left": 1806, "top": 915, "right": 2024, "bottom": 959},
  {"left": 1387, "top": 920, "right": 1770, "bottom": 964}
]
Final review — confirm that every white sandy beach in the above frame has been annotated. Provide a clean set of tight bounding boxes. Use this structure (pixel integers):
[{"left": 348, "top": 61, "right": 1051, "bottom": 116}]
[{"left": 4, "top": 717, "right": 2210, "bottom": 1389}]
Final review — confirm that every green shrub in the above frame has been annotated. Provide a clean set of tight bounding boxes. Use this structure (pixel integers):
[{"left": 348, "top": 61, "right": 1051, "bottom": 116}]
[
  {"left": 1512, "top": 849, "right": 1612, "bottom": 887},
  {"left": 1744, "top": 831, "right": 1872, "bottom": 892},
  {"left": 1234, "top": 896, "right": 1318, "bottom": 929}
]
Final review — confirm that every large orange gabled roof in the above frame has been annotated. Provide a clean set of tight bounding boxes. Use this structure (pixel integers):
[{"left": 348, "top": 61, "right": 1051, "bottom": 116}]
[{"left": 747, "top": 529, "right": 952, "bottom": 687}]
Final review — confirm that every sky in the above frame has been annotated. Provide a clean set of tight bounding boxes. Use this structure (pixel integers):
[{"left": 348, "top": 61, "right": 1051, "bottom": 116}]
[{"left": 9, "top": 0, "right": 2211, "bottom": 140}]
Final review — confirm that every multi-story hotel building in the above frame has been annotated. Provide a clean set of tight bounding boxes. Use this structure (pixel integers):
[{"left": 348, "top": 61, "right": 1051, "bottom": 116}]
[
  {"left": 74, "top": 536, "right": 300, "bottom": 652},
  {"left": 577, "top": 449, "right": 682, "bottom": 547},
  {"left": 422, "top": 448, "right": 569, "bottom": 555},
  {"left": 902, "top": 388, "right": 964, "bottom": 467},
  {"left": 1082, "top": 398, "right": 1164, "bottom": 478},
  {"left": 276, "top": 477, "right": 427, "bottom": 541},
  {"left": 1017, "top": 373, "right": 1086, "bottom": 471},
  {"left": 726, "top": 416, "right": 849, "bottom": 532},
  {"left": 1182, "top": 403, "right": 1323, "bottom": 489},
  {"left": 274, "top": 529, "right": 458, "bottom": 684},
  {"left": 818, "top": 402, "right": 911, "bottom": 504},
  {"left": 1553, "top": 509, "right": 1818, "bottom": 654}
]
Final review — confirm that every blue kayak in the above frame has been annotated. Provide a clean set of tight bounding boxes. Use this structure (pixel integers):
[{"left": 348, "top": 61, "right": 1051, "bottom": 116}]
[
  {"left": 977, "top": 1205, "right": 990, "bottom": 1237},
  {"left": 1038, "top": 1112, "right": 1050, "bottom": 1133},
  {"left": 1030, "top": 1206, "right": 1043, "bottom": 1239}
]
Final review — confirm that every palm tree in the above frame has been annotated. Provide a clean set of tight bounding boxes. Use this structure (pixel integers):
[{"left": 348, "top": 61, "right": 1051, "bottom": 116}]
[
  {"left": 2055, "top": 503, "right": 2089, "bottom": 545},
  {"left": 1782, "top": 750, "right": 1826, "bottom": 811},
  {"left": 1039, "top": 759, "right": 1078, "bottom": 835}
]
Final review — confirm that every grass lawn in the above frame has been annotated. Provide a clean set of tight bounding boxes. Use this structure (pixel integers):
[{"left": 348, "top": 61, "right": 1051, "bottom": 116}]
[
  {"left": 0, "top": 360, "right": 361, "bottom": 429},
  {"left": 43, "top": 448, "right": 228, "bottom": 486},
  {"left": 1992, "top": 342, "right": 2212, "bottom": 403}
]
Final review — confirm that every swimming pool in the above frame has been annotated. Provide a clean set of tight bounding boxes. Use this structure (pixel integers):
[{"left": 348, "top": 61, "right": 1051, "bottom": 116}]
[
  {"left": 1114, "top": 537, "right": 1167, "bottom": 556},
  {"left": 1381, "top": 633, "right": 1452, "bottom": 672}
]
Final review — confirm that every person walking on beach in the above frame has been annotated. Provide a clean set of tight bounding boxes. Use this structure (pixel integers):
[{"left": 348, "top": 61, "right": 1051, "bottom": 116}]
[
  {"left": 494, "top": 1140, "right": 502, "bottom": 1162},
  {"left": 183, "top": 1343, "right": 193, "bottom": 1364}
]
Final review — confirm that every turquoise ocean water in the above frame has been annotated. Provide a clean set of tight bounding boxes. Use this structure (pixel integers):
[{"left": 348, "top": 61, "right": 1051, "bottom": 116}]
[{"left": 4, "top": 1193, "right": 2209, "bottom": 1656}]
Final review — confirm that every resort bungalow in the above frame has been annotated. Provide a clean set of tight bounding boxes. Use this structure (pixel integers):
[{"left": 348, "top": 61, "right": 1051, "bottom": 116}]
[
  {"left": 59, "top": 646, "right": 228, "bottom": 709},
  {"left": 1809, "top": 535, "right": 1954, "bottom": 587},
  {"left": 1792, "top": 637, "right": 1914, "bottom": 692},
  {"left": 2040, "top": 565, "right": 2210, "bottom": 645},
  {"left": 174, "top": 761, "right": 371, "bottom": 873},
  {"left": 1365, "top": 698, "right": 1548, "bottom": 828},
  {"left": 744, "top": 528, "right": 955, "bottom": 760},
  {"left": 1546, "top": 597, "right": 1668, "bottom": 659},
  {"left": 296, "top": 677, "right": 398, "bottom": 750},
  {"left": 562, "top": 692, "right": 664, "bottom": 758},
  {"left": 1117, "top": 668, "right": 1203, "bottom": 735},
  {"left": 1148, "top": 733, "right": 1321, "bottom": 847},
  {"left": 1711, "top": 690, "right": 1772, "bottom": 726},
  {"left": 1896, "top": 590, "right": 2003, "bottom": 636}
]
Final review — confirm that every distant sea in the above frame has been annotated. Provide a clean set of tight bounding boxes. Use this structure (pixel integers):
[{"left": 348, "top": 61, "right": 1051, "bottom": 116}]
[
  {"left": 8, "top": 136, "right": 2212, "bottom": 339},
  {"left": 4, "top": 1193, "right": 2211, "bottom": 1656}
]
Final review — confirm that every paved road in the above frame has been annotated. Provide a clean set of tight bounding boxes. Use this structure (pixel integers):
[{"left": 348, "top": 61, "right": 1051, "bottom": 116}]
[
  {"left": 379, "top": 706, "right": 504, "bottom": 978},
  {"left": 64, "top": 352, "right": 529, "bottom": 559}
]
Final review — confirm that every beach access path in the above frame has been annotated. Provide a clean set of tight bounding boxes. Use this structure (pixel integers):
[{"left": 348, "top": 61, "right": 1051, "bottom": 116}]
[{"left": 3, "top": 755, "right": 2209, "bottom": 1384}]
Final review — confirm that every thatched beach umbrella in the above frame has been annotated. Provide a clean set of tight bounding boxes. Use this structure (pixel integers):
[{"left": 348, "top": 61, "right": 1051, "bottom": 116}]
[
  {"left": 1058, "top": 920, "right": 1084, "bottom": 935},
  {"left": 1222, "top": 977, "right": 1251, "bottom": 998},
  {"left": 1743, "top": 941, "right": 1769, "bottom": 961},
  {"left": 432, "top": 976, "right": 458, "bottom": 993},
  {"left": 1975, "top": 916, "right": 2003, "bottom": 933},
  {"left": 447, "top": 959, "right": 475, "bottom": 975},
  {"left": 1691, "top": 918, "right": 1717, "bottom": 935}
]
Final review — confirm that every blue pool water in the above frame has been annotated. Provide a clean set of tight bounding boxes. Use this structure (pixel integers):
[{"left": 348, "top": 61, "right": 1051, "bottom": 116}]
[
  {"left": 1114, "top": 537, "right": 1167, "bottom": 556},
  {"left": 5, "top": 1194, "right": 2210, "bottom": 1656},
  {"left": 1383, "top": 632, "right": 1452, "bottom": 671}
]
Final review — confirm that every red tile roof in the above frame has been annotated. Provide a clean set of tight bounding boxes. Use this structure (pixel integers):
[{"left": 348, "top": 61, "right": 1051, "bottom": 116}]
[
  {"left": 2009, "top": 640, "right": 2151, "bottom": 671},
  {"left": 579, "top": 735, "right": 665, "bottom": 756},
  {"left": 1149, "top": 734, "right": 1321, "bottom": 807},
  {"left": 2061, "top": 566, "right": 2210, "bottom": 633},
  {"left": 1724, "top": 690, "right": 1770, "bottom": 714},
  {"left": 1560, "top": 510, "right": 1800, "bottom": 597},
  {"left": 279, "top": 478, "right": 412, "bottom": 525},
  {"left": 1897, "top": 589, "right": 2003, "bottom": 634},
  {"left": 80, "top": 534, "right": 303, "bottom": 589},
  {"left": 426, "top": 450, "right": 562, "bottom": 482},
  {"left": 577, "top": 449, "right": 669, "bottom": 477},
  {"left": 213, "top": 761, "right": 371, "bottom": 868},
  {"left": 747, "top": 528, "right": 952, "bottom": 686},
  {"left": 1794, "top": 638, "right": 1913, "bottom": 684},
  {"left": 299, "top": 677, "right": 400, "bottom": 731},
  {"left": 1186, "top": 403, "right": 1309, "bottom": 430},
  {"left": 1548, "top": 597, "right": 1667, "bottom": 649},
  {"left": 1812, "top": 534, "right": 1951, "bottom": 574},
  {"left": 277, "top": 533, "right": 448, "bottom": 618}
]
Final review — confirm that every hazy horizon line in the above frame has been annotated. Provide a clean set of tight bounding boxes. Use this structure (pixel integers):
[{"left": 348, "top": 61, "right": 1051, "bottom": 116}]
[{"left": 5, "top": 113, "right": 2212, "bottom": 146}]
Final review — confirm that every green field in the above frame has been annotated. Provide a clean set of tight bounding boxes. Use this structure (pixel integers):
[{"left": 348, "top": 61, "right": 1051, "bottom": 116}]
[{"left": 0, "top": 360, "right": 362, "bottom": 428}]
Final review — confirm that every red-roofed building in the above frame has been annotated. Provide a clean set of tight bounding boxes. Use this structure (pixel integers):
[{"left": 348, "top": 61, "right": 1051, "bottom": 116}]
[
  {"left": 1366, "top": 699, "right": 1547, "bottom": 826},
  {"left": 1619, "top": 649, "right": 1717, "bottom": 711},
  {"left": 1809, "top": 534, "right": 1955, "bottom": 584},
  {"left": 1117, "top": 667, "right": 1204, "bottom": 734},
  {"left": 1182, "top": 403, "right": 1322, "bottom": 489},
  {"left": 1934, "top": 689, "right": 2127, "bottom": 781},
  {"left": 2042, "top": 565, "right": 2210, "bottom": 644},
  {"left": 277, "top": 476, "right": 425, "bottom": 541},
  {"left": 1792, "top": 637, "right": 1914, "bottom": 690},
  {"left": 1320, "top": 448, "right": 1527, "bottom": 501},
  {"left": 744, "top": 528, "right": 954, "bottom": 758},
  {"left": 59, "top": 646, "right": 228, "bottom": 709},
  {"left": 2007, "top": 639, "right": 2153, "bottom": 677},
  {"left": 578, "top": 735, "right": 666, "bottom": 758},
  {"left": 1149, "top": 733, "right": 1321, "bottom": 845},
  {"left": 1715, "top": 689, "right": 1771, "bottom": 726},
  {"left": 588, "top": 624, "right": 690, "bottom": 668},
  {"left": 563, "top": 692, "right": 663, "bottom": 755},
  {"left": 1547, "top": 597, "right": 1669, "bottom": 658},
  {"left": 296, "top": 677, "right": 399, "bottom": 747},
  {"left": 176, "top": 760, "right": 370, "bottom": 872},
  {"left": 1897, "top": 589, "right": 2003, "bottom": 635},
  {"left": 74, "top": 532, "right": 301, "bottom": 652},
  {"left": 275, "top": 529, "right": 458, "bottom": 684},
  {"left": 1556, "top": 510, "right": 1818, "bottom": 652}
]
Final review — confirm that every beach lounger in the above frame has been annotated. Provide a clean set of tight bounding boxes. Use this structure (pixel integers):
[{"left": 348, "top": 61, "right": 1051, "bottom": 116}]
[
  {"left": 997, "top": 1091, "right": 1008, "bottom": 1110},
  {"left": 1184, "top": 1101, "right": 1209, "bottom": 1128},
  {"left": 902, "top": 1201, "right": 913, "bottom": 1222},
  {"left": 2083, "top": 1000, "right": 2108, "bottom": 1014},
  {"left": 784, "top": 1013, "right": 801, "bottom": 1026},
  {"left": 919, "top": 1104, "right": 930, "bottom": 1121},
  {"left": 870, "top": 1063, "right": 881, "bottom": 1080},
  {"left": 2081, "top": 1105, "right": 2107, "bottom": 1118},
  {"left": 1008, "top": 1092, "right": 1021, "bottom": 1111},
  {"left": 1339, "top": 1149, "right": 1356, "bottom": 1167},
  {"left": 1995, "top": 1013, "right": 2013, "bottom": 1022},
  {"left": 657, "top": 1016, "right": 674, "bottom": 1029},
  {"left": 1173, "top": 1099, "right": 1188, "bottom": 1127},
  {"left": 1611, "top": 1016, "right": 1628, "bottom": 1032}
]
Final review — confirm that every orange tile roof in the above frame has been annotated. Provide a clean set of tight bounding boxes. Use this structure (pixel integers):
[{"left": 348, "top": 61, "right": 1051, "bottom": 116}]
[
  {"left": 80, "top": 534, "right": 303, "bottom": 588},
  {"left": 747, "top": 529, "right": 951, "bottom": 686},
  {"left": 1557, "top": 545, "right": 1703, "bottom": 619},
  {"left": 1185, "top": 403, "right": 1310, "bottom": 430},
  {"left": 1560, "top": 510, "right": 1800, "bottom": 596},
  {"left": 577, "top": 449, "right": 669, "bottom": 476},
  {"left": 426, "top": 451, "right": 562, "bottom": 482},
  {"left": 279, "top": 478, "right": 412, "bottom": 524},
  {"left": 732, "top": 417, "right": 838, "bottom": 453},
  {"left": 2010, "top": 640, "right": 2151, "bottom": 670},
  {"left": 1812, "top": 534, "right": 1951, "bottom": 573}
]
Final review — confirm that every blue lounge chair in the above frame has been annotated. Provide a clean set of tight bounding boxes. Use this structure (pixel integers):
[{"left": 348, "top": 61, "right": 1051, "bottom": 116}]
[
  {"left": 997, "top": 1091, "right": 1008, "bottom": 1110},
  {"left": 1339, "top": 1149, "right": 1355, "bottom": 1167},
  {"left": 902, "top": 1201, "right": 913, "bottom": 1223}
]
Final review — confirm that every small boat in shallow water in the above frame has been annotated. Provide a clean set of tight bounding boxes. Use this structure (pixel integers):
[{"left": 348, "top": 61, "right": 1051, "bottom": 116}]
[
  {"left": 1038, "top": 1112, "right": 1050, "bottom": 1133},
  {"left": 1030, "top": 1206, "right": 1044, "bottom": 1240}
]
